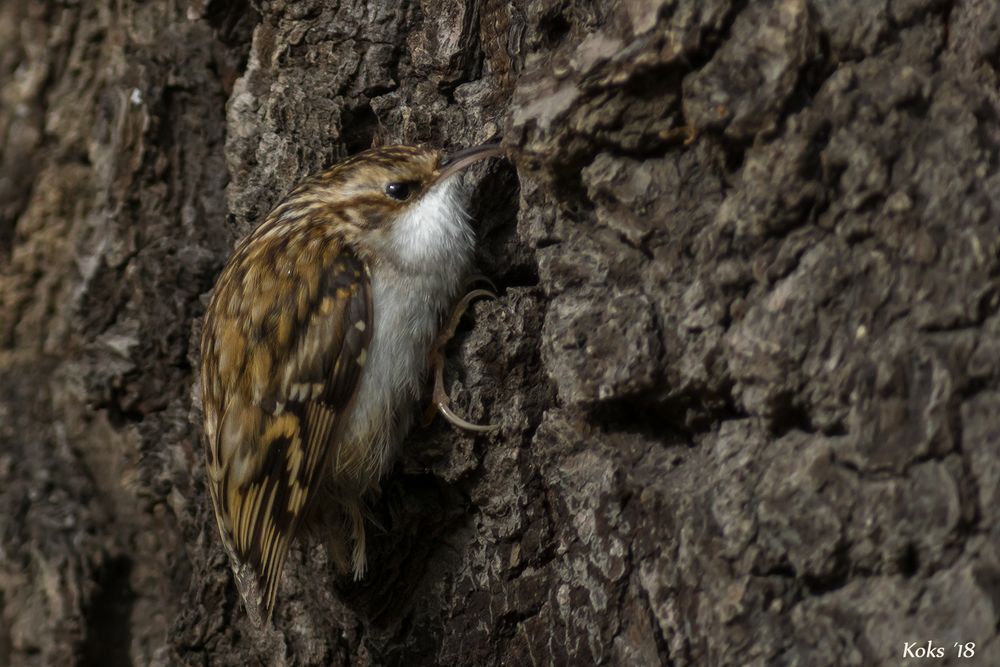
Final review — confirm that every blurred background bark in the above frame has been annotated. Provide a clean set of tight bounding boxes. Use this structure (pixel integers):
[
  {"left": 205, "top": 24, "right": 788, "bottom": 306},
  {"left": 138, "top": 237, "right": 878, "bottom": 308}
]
[{"left": 3, "top": 0, "right": 1000, "bottom": 664}]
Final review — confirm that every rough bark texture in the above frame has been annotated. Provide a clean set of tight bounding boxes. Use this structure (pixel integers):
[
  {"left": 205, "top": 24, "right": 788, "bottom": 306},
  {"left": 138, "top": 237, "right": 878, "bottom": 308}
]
[{"left": 3, "top": 0, "right": 1000, "bottom": 664}]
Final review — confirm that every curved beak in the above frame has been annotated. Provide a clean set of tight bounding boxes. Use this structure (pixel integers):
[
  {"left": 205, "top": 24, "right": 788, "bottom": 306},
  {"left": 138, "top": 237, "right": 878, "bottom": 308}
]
[{"left": 437, "top": 143, "right": 503, "bottom": 181}]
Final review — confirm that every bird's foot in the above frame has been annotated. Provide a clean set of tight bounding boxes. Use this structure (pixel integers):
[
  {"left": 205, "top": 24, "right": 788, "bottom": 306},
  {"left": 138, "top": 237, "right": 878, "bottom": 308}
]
[{"left": 423, "top": 286, "right": 499, "bottom": 432}]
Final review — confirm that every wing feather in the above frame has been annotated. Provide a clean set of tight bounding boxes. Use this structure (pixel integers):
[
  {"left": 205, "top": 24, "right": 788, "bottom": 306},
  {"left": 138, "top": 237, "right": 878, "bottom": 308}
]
[{"left": 200, "top": 233, "right": 372, "bottom": 624}]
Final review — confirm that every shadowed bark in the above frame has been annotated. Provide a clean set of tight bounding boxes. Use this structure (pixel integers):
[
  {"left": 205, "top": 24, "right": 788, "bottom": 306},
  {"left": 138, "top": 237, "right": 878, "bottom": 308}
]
[{"left": 3, "top": 0, "right": 1000, "bottom": 664}]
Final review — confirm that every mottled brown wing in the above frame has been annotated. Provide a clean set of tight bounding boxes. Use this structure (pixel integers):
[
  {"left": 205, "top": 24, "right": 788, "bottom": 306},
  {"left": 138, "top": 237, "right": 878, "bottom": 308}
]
[{"left": 200, "top": 233, "right": 372, "bottom": 624}]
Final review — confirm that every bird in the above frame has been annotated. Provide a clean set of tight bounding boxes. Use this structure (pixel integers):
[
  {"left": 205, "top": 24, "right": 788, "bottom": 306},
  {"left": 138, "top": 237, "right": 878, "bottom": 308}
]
[{"left": 198, "top": 143, "right": 503, "bottom": 625}]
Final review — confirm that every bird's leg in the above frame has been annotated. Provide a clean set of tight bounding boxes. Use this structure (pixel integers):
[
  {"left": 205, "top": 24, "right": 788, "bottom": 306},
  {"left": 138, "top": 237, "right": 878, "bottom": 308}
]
[{"left": 423, "top": 287, "right": 499, "bottom": 432}]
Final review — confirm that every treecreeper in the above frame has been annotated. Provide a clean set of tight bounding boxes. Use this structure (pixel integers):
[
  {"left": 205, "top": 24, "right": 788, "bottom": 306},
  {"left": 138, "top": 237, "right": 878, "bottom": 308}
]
[{"left": 198, "top": 144, "right": 503, "bottom": 625}]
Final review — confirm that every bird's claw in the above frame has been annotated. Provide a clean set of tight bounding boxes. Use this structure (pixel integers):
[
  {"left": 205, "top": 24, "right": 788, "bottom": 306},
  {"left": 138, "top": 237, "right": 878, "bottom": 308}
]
[
  {"left": 424, "top": 286, "right": 499, "bottom": 432},
  {"left": 464, "top": 273, "right": 499, "bottom": 295},
  {"left": 433, "top": 360, "right": 498, "bottom": 432}
]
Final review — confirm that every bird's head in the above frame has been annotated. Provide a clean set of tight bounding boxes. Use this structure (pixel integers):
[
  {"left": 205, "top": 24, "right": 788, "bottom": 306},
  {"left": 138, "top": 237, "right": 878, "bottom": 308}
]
[{"left": 271, "top": 143, "right": 502, "bottom": 269}]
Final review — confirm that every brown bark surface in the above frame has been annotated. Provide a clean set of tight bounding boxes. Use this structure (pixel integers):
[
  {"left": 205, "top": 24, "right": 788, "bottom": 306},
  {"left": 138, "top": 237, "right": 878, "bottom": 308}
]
[{"left": 3, "top": 0, "right": 1000, "bottom": 664}]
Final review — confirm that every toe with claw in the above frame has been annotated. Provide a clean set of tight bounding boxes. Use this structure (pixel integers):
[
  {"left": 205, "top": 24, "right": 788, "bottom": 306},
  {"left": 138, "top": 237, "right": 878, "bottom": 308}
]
[{"left": 424, "top": 286, "right": 500, "bottom": 432}]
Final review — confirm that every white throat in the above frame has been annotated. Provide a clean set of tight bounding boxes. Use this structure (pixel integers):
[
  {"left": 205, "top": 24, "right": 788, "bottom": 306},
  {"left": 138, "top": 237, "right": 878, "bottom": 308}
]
[{"left": 383, "top": 176, "right": 475, "bottom": 271}]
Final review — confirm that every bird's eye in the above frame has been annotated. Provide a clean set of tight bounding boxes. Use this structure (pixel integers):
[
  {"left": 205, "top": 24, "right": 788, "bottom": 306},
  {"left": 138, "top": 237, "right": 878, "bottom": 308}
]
[{"left": 385, "top": 182, "right": 415, "bottom": 201}]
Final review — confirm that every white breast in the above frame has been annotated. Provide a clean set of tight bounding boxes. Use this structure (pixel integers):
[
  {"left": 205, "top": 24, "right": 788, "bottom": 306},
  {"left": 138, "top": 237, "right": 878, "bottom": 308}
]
[{"left": 338, "top": 176, "right": 475, "bottom": 483}]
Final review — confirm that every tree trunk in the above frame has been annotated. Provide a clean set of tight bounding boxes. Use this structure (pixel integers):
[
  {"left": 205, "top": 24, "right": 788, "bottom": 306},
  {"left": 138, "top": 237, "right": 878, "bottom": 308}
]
[{"left": 3, "top": 0, "right": 1000, "bottom": 664}]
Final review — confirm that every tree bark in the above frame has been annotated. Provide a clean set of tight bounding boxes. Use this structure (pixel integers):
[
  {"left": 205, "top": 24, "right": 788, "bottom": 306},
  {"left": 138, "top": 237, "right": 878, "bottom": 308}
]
[{"left": 3, "top": 0, "right": 1000, "bottom": 664}]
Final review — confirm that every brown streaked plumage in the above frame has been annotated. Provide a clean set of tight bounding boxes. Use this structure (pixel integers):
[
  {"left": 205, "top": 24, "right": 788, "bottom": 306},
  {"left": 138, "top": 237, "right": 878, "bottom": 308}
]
[{"left": 199, "top": 143, "right": 501, "bottom": 625}]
